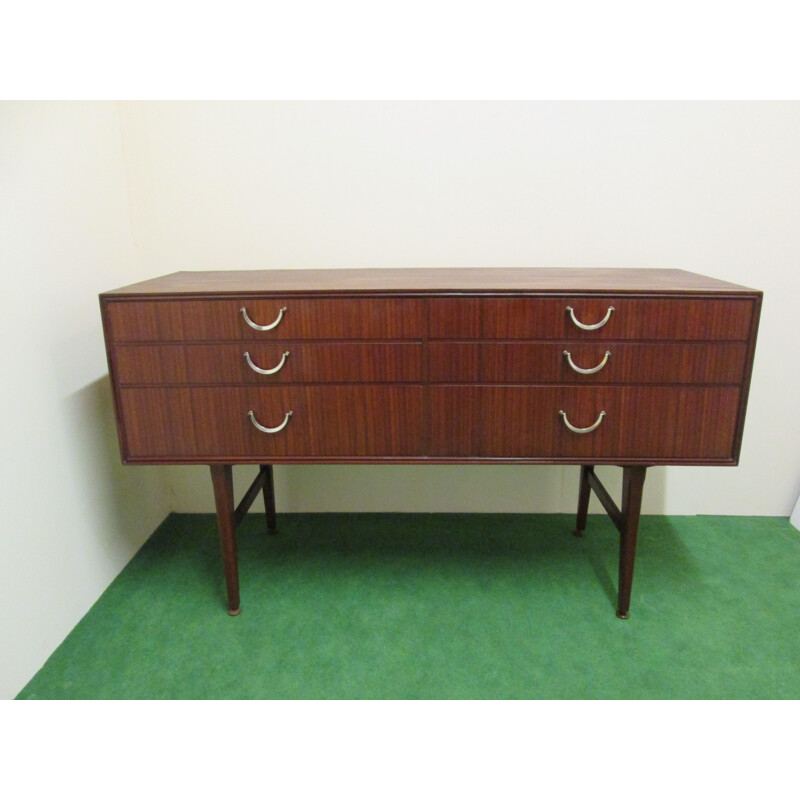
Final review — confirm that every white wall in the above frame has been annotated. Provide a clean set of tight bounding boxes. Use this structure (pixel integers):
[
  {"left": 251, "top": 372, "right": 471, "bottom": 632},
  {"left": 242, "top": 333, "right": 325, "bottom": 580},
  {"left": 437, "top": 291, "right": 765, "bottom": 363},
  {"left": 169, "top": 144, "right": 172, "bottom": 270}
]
[
  {"left": 120, "top": 101, "right": 800, "bottom": 517},
  {"left": 0, "top": 103, "right": 173, "bottom": 698}
]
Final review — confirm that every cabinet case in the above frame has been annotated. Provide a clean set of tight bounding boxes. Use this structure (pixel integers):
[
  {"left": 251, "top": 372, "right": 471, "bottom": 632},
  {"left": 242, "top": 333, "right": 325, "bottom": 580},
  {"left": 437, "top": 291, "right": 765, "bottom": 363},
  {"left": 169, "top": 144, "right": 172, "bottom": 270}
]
[{"left": 100, "top": 268, "right": 762, "bottom": 617}]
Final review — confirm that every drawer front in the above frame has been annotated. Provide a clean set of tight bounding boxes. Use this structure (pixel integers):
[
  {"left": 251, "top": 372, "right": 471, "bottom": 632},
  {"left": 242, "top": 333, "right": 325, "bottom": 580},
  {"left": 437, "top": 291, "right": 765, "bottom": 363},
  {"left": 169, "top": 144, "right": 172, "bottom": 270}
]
[
  {"left": 428, "top": 342, "right": 748, "bottom": 384},
  {"left": 428, "top": 297, "right": 754, "bottom": 341},
  {"left": 113, "top": 342, "right": 423, "bottom": 385},
  {"left": 429, "top": 386, "right": 740, "bottom": 461},
  {"left": 119, "top": 386, "right": 424, "bottom": 459},
  {"left": 105, "top": 298, "right": 425, "bottom": 342}
]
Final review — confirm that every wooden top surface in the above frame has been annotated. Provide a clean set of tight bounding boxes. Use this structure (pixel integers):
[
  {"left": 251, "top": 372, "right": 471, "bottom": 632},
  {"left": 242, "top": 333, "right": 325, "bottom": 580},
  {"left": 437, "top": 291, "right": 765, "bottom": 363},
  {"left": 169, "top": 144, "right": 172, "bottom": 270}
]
[{"left": 101, "top": 268, "right": 759, "bottom": 297}]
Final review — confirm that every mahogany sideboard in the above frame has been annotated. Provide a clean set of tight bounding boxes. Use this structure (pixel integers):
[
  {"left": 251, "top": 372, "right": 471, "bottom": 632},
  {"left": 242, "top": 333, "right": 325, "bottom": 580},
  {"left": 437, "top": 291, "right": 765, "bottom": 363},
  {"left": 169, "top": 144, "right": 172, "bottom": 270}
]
[{"left": 100, "top": 268, "right": 761, "bottom": 618}]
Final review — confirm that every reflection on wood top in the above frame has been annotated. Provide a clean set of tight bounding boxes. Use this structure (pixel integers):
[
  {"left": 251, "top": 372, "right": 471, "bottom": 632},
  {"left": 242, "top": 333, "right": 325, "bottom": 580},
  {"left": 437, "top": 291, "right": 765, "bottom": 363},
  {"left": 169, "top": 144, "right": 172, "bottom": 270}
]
[{"left": 101, "top": 267, "right": 760, "bottom": 297}]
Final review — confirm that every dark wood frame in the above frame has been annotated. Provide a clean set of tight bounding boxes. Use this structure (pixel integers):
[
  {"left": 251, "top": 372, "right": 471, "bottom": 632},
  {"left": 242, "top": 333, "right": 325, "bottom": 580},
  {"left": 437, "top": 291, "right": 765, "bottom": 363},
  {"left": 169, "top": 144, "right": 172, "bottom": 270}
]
[
  {"left": 574, "top": 464, "right": 647, "bottom": 619},
  {"left": 210, "top": 461, "right": 648, "bottom": 618},
  {"left": 209, "top": 464, "right": 276, "bottom": 615}
]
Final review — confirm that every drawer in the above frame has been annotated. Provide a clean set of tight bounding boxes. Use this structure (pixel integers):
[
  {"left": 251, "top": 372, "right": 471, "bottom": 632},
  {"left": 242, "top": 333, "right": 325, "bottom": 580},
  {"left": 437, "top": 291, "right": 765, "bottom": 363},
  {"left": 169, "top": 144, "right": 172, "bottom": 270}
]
[
  {"left": 113, "top": 342, "right": 423, "bottom": 385},
  {"left": 428, "top": 342, "right": 748, "bottom": 384},
  {"left": 428, "top": 297, "right": 754, "bottom": 341},
  {"left": 119, "top": 386, "right": 424, "bottom": 460},
  {"left": 105, "top": 297, "right": 425, "bottom": 342},
  {"left": 429, "top": 386, "right": 740, "bottom": 461}
]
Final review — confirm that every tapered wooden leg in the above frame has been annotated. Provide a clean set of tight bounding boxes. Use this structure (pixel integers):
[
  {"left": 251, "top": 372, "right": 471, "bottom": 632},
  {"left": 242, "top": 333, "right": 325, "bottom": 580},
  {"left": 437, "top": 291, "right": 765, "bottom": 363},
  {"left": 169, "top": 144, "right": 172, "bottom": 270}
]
[
  {"left": 210, "top": 464, "right": 241, "bottom": 616},
  {"left": 261, "top": 465, "right": 277, "bottom": 534},
  {"left": 574, "top": 465, "right": 594, "bottom": 537},
  {"left": 616, "top": 466, "right": 647, "bottom": 619}
]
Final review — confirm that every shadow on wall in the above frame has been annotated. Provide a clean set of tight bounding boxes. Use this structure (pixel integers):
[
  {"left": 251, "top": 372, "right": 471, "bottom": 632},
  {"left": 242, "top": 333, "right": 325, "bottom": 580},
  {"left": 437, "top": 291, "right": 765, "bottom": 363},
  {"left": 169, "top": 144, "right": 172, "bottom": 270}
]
[
  {"left": 275, "top": 462, "right": 670, "bottom": 515},
  {"left": 277, "top": 463, "right": 568, "bottom": 514},
  {"left": 165, "top": 460, "right": 671, "bottom": 516},
  {"left": 62, "top": 376, "right": 171, "bottom": 558},
  {"left": 588, "top": 464, "right": 668, "bottom": 517}
]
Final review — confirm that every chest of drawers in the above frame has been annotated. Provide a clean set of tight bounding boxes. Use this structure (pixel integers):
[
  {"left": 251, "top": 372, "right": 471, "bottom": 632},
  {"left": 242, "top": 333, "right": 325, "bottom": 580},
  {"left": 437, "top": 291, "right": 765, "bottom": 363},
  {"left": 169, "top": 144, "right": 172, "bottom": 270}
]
[{"left": 100, "top": 268, "right": 761, "bottom": 618}]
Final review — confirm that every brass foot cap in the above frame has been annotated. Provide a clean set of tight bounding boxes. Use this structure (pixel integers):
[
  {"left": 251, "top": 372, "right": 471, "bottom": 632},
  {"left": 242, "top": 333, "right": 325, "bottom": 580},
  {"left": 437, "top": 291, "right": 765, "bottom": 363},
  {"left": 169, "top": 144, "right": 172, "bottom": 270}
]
[
  {"left": 616, "top": 610, "right": 630, "bottom": 620},
  {"left": 227, "top": 607, "right": 242, "bottom": 616}
]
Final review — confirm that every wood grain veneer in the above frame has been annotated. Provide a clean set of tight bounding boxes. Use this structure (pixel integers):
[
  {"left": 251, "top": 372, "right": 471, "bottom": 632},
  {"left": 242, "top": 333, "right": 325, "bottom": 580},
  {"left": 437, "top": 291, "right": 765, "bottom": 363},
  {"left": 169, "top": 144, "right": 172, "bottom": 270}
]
[
  {"left": 428, "top": 386, "right": 741, "bottom": 461},
  {"left": 119, "top": 386, "right": 424, "bottom": 458},
  {"left": 427, "top": 342, "right": 748, "bottom": 385},
  {"left": 427, "top": 297, "right": 754, "bottom": 340},
  {"left": 106, "top": 298, "right": 425, "bottom": 342},
  {"left": 102, "top": 267, "right": 756, "bottom": 296},
  {"left": 114, "top": 342, "right": 423, "bottom": 385}
]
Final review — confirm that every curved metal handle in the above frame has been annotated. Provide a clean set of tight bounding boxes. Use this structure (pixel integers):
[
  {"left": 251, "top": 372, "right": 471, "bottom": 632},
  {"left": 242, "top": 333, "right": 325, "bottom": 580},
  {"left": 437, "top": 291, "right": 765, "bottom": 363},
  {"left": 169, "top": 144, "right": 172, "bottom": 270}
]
[
  {"left": 248, "top": 410, "right": 293, "bottom": 434},
  {"left": 244, "top": 350, "right": 290, "bottom": 375},
  {"left": 240, "top": 306, "right": 287, "bottom": 331},
  {"left": 563, "top": 350, "right": 611, "bottom": 375},
  {"left": 559, "top": 409, "right": 606, "bottom": 434},
  {"left": 566, "top": 306, "right": 615, "bottom": 330}
]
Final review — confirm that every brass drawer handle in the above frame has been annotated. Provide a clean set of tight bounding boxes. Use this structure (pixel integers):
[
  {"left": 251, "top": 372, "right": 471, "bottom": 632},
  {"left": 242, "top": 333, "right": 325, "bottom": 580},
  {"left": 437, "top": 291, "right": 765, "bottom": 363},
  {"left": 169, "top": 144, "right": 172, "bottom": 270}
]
[
  {"left": 244, "top": 350, "right": 290, "bottom": 375},
  {"left": 248, "top": 410, "right": 293, "bottom": 434},
  {"left": 566, "top": 305, "right": 614, "bottom": 330},
  {"left": 559, "top": 409, "right": 606, "bottom": 434},
  {"left": 241, "top": 306, "right": 287, "bottom": 331},
  {"left": 563, "top": 350, "right": 611, "bottom": 375}
]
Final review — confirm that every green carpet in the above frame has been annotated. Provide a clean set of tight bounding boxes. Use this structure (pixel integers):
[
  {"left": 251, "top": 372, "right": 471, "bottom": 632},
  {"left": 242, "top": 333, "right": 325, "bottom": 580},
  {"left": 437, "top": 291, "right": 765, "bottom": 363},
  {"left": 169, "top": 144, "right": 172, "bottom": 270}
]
[{"left": 17, "top": 513, "right": 800, "bottom": 699}]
